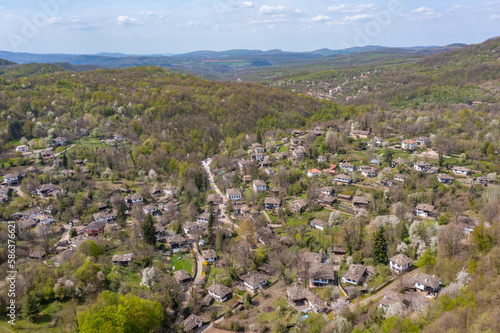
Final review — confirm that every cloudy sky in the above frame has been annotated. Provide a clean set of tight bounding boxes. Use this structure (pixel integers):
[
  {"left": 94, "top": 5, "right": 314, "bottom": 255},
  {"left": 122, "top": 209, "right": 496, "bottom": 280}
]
[{"left": 0, "top": 0, "right": 499, "bottom": 54}]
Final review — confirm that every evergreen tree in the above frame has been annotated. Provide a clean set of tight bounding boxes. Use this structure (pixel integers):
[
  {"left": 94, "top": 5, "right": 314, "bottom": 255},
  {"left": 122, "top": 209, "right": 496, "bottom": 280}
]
[
  {"left": 256, "top": 130, "right": 262, "bottom": 144},
  {"left": 142, "top": 214, "right": 156, "bottom": 246},
  {"left": 207, "top": 212, "right": 214, "bottom": 243},
  {"left": 62, "top": 153, "right": 68, "bottom": 168},
  {"left": 373, "top": 226, "right": 388, "bottom": 265},
  {"left": 116, "top": 204, "right": 127, "bottom": 228},
  {"left": 22, "top": 291, "right": 40, "bottom": 321},
  {"left": 37, "top": 152, "right": 44, "bottom": 165},
  {"left": 215, "top": 229, "right": 224, "bottom": 252},
  {"left": 69, "top": 228, "right": 77, "bottom": 238}
]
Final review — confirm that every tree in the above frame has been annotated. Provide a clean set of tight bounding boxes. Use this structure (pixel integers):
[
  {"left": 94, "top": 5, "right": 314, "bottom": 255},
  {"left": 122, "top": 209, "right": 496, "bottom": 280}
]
[
  {"left": 77, "top": 291, "right": 163, "bottom": 333},
  {"left": 207, "top": 212, "right": 214, "bottom": 243},
  {"left": 69, "top": 228, "right": 77, "bottom": 238},
  {"left": 140, "top": 267, "right": 157, "bottom": 289},
  {"left": 62, "top": 153, "right": 68, "bottom": 168},
  {"left": 329, "top": 211, "right": 343, "bottom": 225},
  {"left": 116, "top": 204, "right": 127, "bottom": 228},
  {"left": 438, "top": 224, "right": 463, "bottom": 258},
  {"left": 256, "top": 130, "right": 262, "bottom": 144},
  {"left": 373, "top": 226, "right": 388, "bottom": 265},
  {"left": 142, "top": 214, "right": 156, "bottom": 246},
  {"left": 22, "top": 291, "right": 40, "bottom": 321}
]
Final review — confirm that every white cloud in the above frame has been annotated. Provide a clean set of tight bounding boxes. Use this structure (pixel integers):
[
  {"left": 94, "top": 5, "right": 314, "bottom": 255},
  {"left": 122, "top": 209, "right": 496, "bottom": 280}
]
[
  {"left": 328, "top": 4, "right": 377, "bottom": 13},
  {"left": 312, "top": 15, "right": 331, "bottom": 22},
  {"left": 117, "top": 15, "right": 138, "bottom": 25},
  {"left": 491, "top": 14, "right": 500, "bottom": 19},
  {"left": 292, "top": 9, "right": 307, "bottom": 16},
  {"left": 259, "top": 5, "right": 285, "bottom": 15},
  {"left": 240, "top": 2, "right": 254, "bottom": 8},
  {"left": 343, "top": 14, "right": 374, "bottom": 21},
  {"left": 48, "top": 16, "right": 62, "bottom": 24},
  {"left": 411, "top": 7, "right": 433, "bottom": 14}
]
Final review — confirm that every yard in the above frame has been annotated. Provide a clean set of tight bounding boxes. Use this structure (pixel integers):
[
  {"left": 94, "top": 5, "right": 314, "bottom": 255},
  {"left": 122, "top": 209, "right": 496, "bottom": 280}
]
[{"left": 170, "top": 254, "right": 194, "bottom": 275}]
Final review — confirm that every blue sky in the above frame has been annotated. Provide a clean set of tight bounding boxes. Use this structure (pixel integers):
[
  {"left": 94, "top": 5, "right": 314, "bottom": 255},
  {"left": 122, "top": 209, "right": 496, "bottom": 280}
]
[{"left": 0, "top": 0, "right": 499, "bottom": 54}]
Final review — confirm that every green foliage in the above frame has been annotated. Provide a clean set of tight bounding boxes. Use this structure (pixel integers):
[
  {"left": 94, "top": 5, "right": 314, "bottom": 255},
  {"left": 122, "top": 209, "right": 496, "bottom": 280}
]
[
  {"left": 74, "top": 261, "right": 101, "bottom": 284},
  {"left": 142, "top": 214, "right": 157, "bottom": 246},
  {"left": 373, "top": 226, "right": 388, "bottom": 265},
  {"left": 22, "top": 291, "right": 40, "bottom": 321},
  {"left": 77, "top": 291, "right": 164, "bottom": 333}
]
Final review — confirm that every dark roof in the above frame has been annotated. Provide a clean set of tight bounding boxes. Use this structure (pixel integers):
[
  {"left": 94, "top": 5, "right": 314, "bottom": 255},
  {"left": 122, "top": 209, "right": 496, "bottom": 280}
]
[
  {"left": 207, "top": 283, "right": 232, "bottom": 297},
  {"left": 201, "top": 249, "right": 217, "bottom": 260},
  {"left": 174, "top": 269, "right": 192, "bottom": 282},
  {"left": 84, "top": 221, "right": 107, "bottom": 231},
  {"left": 182, "top": 314, "right": 203, "bottom": 332},
  {"left": 264, "top": 197, "right": 281, "bottom": 205},
  {"left": 52, "top": 249, "right": 76, "bottom": 263},
  {"left": 342, "top": 264, "right": 367, "bottom": 282},
  {"left": 309, "top": 263, "right": 336, "bottom": 280},
  {"left": 415, "top": 203, "right": 434, "bottom": 212},
  {"left": 414, "top": 273, "right": 440, "bottom": 289},
  {"left": 240, "top": 270, "right": 268, "bottom": 287}
]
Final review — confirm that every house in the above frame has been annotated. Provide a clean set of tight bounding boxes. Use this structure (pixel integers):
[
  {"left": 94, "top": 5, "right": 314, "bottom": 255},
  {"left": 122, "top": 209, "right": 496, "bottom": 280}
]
[
  {"left": 291, "top": 147, "right": 306, "bottom": 159},
  {"left": 3, "top": 173, "right": 21, "bottom": 185},
  {"left": 473, "top": 176, "right": 488, "bottom": 185},
  {"left": 393, "top": 174, "right": 409, "bottom": 183},
  {"left": 17, "top": 218, "right": 38, "bottom": 230},
  {"left": 181, "top": 314, "right": 203, "bottom": 332},
  {"left": 389, "top": 254, "right": 413, "bottom": 274},
  {"left": 253, "top": 180, "right": 267, "bottom": 193},
  {"left": 53, "top": 137, "right": 68, "bottom": 146},
  {"left": 226, "top": 188, "right": 242, "bottom": 201},
  {"left": 359, "top": 166, "right": 377, "bottom": 178},
  {"left": 257, "top": 226, "right": 274, "bottom": 244},
  {"left": 342, "top": 264, "right": 368, "bottom": 285},
  {"left": 334, "top": 174, "right": 352, "bottom": 184},
  {"left": 414, "top": 204, "right": 434, "bottom": 217},
  {"left": 349, "top": 129, "right": 370, "bottom": 139},
  {"left": 174, "top": 269, "right": 192, "bottom": 284},
  {"left": 414, "top": 162, "right": 430, "bottom": 172},
  {"left": 309, "top": 218, "right": 329, "bottom": 231},
  {"left": 15, "top": 145, "right": 29, "bottom": 152},
  {"left": 370, "top": 158, "right": 381, "bottom": 166},
  {"left": 52, "top": 249, "right": 76, "bottom": 266},
  {"left": 29, "top": 250, "right": 46, "bottom": 261},
  {"left": 416, "top": 137, "right": 430, "bottom": 146},
  {"left": 236, "top": 159, "right": 254, "bottom": 170},
  {"left": 340, "top": 162, "right": 355, "bottom": 172},
  {"left": 207, "top": 193, "right": 222, "bottom": 205},
  {"left": 317, "top": 193, "right": 336, "bottom": 206},
  {"left": 112, "top": 253, "right": 133, "bottom": 267},
  {"left": 352, "top": 196, "right": 370, "bottom": 210},
  {"left": 0, "top": 185, "right": 9, "bottom": 197},
  {"left": 167, "top": 234, "right": 186, "bottom": 251},
  {"left": 264, "top": 197, "right": 281, "bottom": 209},
  {"left": 371, "top": 137, "right": 384, "bottom": 147},
  {"left": 414, "top": 273, "right": 441, "bottom": 297},
  {"left": 240, "top": 271, "right": 268, "bottom": 290},
  {"left": 307, "top": 168, "right": 321, "bottom": 177},
  {"left": 392, "top": 158, "right": 409, "bottom": 167},
  {"left": 79, "top": 128, "right": 89, "bottom": 136},
  {"left": 93, "top": 212, "right": 116, "bottom": 223},
  {"left": 289, "top": 198, "right": 308, "bottom": 213},
  {"left": 149, "top": 187, "right": 162, "bottom": 197},
  {"left": 125, "top": 193, "right": 144, "bottom": 205},
  {"left": 208, "top": 283, "right": 232, "bottom": 302},
  {"left": 36, "top": 184, "right": 62, "bottom": 197},
  {"left": 451, "top": 215, "right": 480, "bottom": 235},
  {"left": 196, "top": 212, "right": 210, "bottom": 223},
  {"left": 309, "top": 263, "right": 336, "bottom": 286},
  {"left": 83, "top": 221, "right": 106, "bottom": 236},
  {"left": 41, "top": 150, "right": 54, "bottom": 159},
  {"left": 264, "top": 167, "right": 275, "bottom": 175},
  {"left": 452, "top": 166, "right": 472, "bottom": 176},
  {"left": 143, "top": 204, "right": 158, "bottom": 215},
  {"left": 164, "top": 185, "right": 178, "bottom": 195},
  {"left": 33, "top": 214, "right": 54, "bottom": 225},
  {"left": 317, "top": 155, "right": 327, "bottom": 163},
  {"left": 269, "top": 187, "right": 282, "bottom": 197},
  {"left": 401, "top": 139, "right": 416, "bottom": 151},
  {"left": 201, "top": 249, "right": 217, "bottom": 263},
  {"left": 53, "top": 158, "right": 63, "bottom": 167},
  {"left": 319, "top": 186, "right": 334, "bottom": 196},
  {"left": 287, "top": 285, "right": 329, "bottom": 313},
  {"left": 251, "top": 152, "right": 265, "bottom": 161},
  {"left": 183, "top": 221, "right": 207, "bottom": 234},
  {"left": 19, "top": 207, "right": 42, "bottom": 219},
  {"left": 437, "top": 173, "right": 454, "bottom": 184}
]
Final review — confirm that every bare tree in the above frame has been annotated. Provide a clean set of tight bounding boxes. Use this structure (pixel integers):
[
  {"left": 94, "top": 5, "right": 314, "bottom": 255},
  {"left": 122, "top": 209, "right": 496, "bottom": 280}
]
[
  {"left": 438, "top": 224, "right": 464, "bottom": 258},
  {"left": 481, "top": 200, "right": 500, "bottom": 225}
]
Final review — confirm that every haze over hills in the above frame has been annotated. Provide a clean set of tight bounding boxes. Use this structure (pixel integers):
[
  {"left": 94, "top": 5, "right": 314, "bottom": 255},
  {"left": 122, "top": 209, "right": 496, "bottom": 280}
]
[{"left": 0, "top": 43, "right": 467, "bottom": 80}]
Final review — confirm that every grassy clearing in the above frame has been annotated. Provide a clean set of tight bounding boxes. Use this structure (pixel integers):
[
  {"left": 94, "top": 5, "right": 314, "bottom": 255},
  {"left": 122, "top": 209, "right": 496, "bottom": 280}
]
[{"left": 170, "top": 254, "right": 194, "bottom": 275}]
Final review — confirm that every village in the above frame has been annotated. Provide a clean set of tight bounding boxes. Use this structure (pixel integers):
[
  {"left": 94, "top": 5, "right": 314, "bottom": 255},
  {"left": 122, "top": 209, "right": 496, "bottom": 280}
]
[{"left": 1, "top": 114, "right": 495, "bottom": 332}]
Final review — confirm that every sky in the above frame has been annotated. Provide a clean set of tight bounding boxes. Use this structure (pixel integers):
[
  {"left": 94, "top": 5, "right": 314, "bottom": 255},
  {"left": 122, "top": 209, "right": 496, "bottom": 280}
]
[{"left": 0, "top": 0, "right": 499, "bottom": 54}]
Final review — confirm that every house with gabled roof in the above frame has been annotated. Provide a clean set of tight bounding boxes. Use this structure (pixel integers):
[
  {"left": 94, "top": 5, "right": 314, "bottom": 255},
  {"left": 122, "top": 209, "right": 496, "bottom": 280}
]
[
  {"left": 253, "top": 179, "right": 267, "bottom": 194},
  {"left": 342, "top": 264, "right": 368, "bottom": 285},
  {"left": 414, "top": 273, "right": 441, "bottom": 297},
  {"left": 309, "top": 218, "right": 329, "bottom": 231},
  {"left": 437, "top": 173, "right": 454, "bottom": 184},
  {"left": 389, "top": 254, "right": 413, "bottom": 274},
  {"left": 309, "top": 263, "right": 336, "bottom": 286},
  {"left": 414, "top": 162, "right": 430, "bottom": 172},
  {"left": 240, "top": 271, "right": 268, "bottom": 290},
  {"left": 226, "top": 188, "right": 242, "bottom": 201},
  {"left": 207, "top": 193, "right": 222, "bottom": 205},
  {"left": 352, "top": 196, "right": 370, "bottom": 210},
  {"left": 340, "top": 162, "right": 355, "bottom": 172},
  {"left": 174, "top": 269, "right": 192, "bottom": 284},
  {"left": 451, "top": 166, "right": 472, "bottom": 176},
  {"left": 83, "top": 221, "right": 106, "bottom": 236},
  {"left": 287, "top": 285, "right": 329, "bottom": 313},
  {"left": 201, "top": 249, "right": 217, "bottom": 263},
  {"left": 52, "top": 249, "right": 76, "bottom": 266},
  {"left": 208, "top": 283, "right": 232, "bottom": 302},
  {"left": 392, "top": 158, "right": 409, "bottom": 168},
  {"left": 334, "top": 174, "right": 352, "bottom": 184},
  {"left": 402, "top": 139, "right": 416, "bottom": 151},
  {"left": 112, "top": 253, "right": 133, "bottom": 267},
  {"left": 125, "top": 193, "right": 144, "bottom": 205},
  {"left": 181, "top": 314, "right": 203, "bottom": 332},
  {"left": 264, "top": 197, "right": 281, "bottom": 209},
  {"left": 307, "top": 169, "right": 321, "bottom": 177},
  {"left": 414, "top": 204, "right": 434, "bottom": 217},
  {"left": 53, "top": 137, "right": 68, "bottom": 146},
  {"left": 16, "top": 145, "right": 29, "bottom": 152}
]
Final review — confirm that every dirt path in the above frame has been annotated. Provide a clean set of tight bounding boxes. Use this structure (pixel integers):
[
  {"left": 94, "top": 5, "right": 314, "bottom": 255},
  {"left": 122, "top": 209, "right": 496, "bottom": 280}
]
[{"left": 192, "top": 241, "right": 205, "bottom": 285}]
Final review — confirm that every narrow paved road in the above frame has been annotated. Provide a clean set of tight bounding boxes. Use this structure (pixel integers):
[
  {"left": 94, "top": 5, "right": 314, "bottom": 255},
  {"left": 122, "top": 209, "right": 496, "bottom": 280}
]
[
  {"left": 192, "top": 241, "right": 205, "bottom": 285},
  {"left": 202, "top": 159, "right": 239, "bottom": 231}
]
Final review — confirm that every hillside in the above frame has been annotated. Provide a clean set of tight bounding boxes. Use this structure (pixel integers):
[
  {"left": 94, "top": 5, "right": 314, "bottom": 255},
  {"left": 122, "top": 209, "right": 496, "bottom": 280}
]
[
  {"left": 262, "top": 37, "right": 500, "bottom": 109},
  {"left": 0, "top": 58, "right": 16, "bottom": 66}
]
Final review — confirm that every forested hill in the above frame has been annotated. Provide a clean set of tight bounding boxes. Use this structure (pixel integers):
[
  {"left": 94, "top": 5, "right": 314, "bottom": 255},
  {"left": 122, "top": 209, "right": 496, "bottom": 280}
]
[
  {"left": 0, "top": 66, "right": 344, "bottom": 169},
  {"left": 0, "top": 58, "right": 16, "bottom": 66},
  {"left": 263, "top": 36, "right": 500, "bottom": 109}
]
